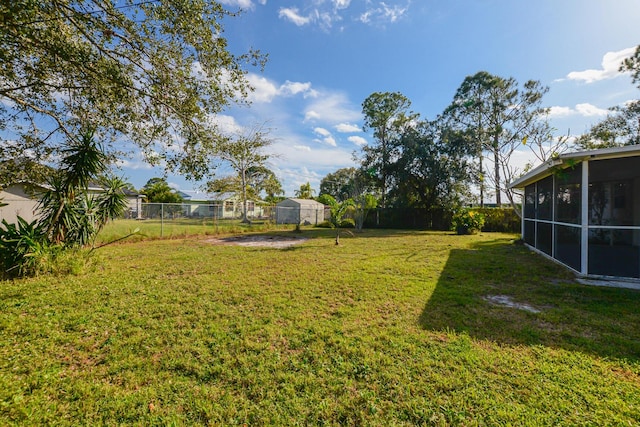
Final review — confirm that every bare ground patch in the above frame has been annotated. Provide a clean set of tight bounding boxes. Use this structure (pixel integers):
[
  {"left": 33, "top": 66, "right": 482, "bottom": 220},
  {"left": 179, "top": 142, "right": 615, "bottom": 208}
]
[
  {"left": 204, "top": 234, "right": 309, "bottom": 248},
  {"left": 483, "top": 295, "right": 542, "bottom": 313}
]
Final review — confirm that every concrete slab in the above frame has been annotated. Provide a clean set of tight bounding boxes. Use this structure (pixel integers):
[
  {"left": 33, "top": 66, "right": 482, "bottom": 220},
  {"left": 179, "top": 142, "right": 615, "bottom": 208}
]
[{"left": 576, "top": 278, "right": 640, "bottom": 291}]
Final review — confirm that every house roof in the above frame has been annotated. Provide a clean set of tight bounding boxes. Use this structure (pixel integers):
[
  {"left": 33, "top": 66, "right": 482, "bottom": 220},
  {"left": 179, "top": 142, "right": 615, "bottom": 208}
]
[
  {"left": 178, "top": 190, "right": 264, "bottom": 203},
  {"left": 2, "top": 181, "right": 144, "bottom": 198},
  {"left": 276, "top": 198, "right": 325, "bottom": 208},
  {"left": 509, "top": 145, "right": 640, "bottom": 189}
]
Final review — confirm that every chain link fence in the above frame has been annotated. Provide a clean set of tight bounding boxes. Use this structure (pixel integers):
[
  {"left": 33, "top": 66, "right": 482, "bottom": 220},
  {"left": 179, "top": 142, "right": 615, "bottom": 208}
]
[{"left": 132, "top": 203, "right": 276, "bottom": 221}]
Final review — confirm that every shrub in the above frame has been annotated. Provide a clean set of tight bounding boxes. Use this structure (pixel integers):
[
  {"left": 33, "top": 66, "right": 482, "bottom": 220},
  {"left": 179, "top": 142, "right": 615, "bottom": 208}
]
[
  {"left": 475, "top": 207, "right": 520, "bottom": 233},
  {"left": 0, "top": 217, "right": 54, "bottom": 278},
  {"left": 315, "top": 220, "right": 333, "bottom": 228},
  {"left": 451, "top": 209, "right": 485, "bottom": 235},
  {"left": 339, "top": 218, "right": 355, "bottom": 228}
]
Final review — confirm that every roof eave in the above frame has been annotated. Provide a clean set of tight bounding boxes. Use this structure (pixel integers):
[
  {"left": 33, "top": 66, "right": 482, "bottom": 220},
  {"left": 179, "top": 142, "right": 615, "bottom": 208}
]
[
  {"left": 509, "top": 145, "right": 640, "bottom": 189},
  {"left": 508, "top": 159, "right": 562, "bottom": 189}
]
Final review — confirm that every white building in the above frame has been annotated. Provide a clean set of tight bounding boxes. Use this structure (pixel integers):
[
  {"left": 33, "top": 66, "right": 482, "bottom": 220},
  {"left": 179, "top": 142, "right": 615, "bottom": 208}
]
[{"left": 509, "top": 145, "right": 640, "bottom": 280}]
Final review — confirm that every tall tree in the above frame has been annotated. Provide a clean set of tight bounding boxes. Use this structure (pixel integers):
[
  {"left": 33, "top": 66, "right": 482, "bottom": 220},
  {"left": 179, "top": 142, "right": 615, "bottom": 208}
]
[
  {"left": 445, "top": 72, "right": 549, "bottom": 207},
  {"left": 621, "top": 45, "right": 640, "bottom": 87},
  {"left": 391, "top": 120, "right": 474, "bottom": 216},
  {"left": 576, "top": 101, "right": 640, "bottom": 149},
  {"left": 207, "top": 124, "right": 275, "bottom": 222},
  {"left": 141, "top": 178, "right": 183, "bottom": 204},
  {"left": 294, "top": 182, "right": 315, "bottom": 199},
  {"left": 246, "top": 166, "right": 284, "bottom": 204},
  {"left": 319, "top": 167, "right": 359, "bottom": 202},
  {"left": 0, "top": 158, "right": 54, "bottom": 188},
  {"left": 361, "top": 92, "right": 418, "bottom": 208},
  {"left": 0, "top": 0, "right": 264, "bottom": 180},
  {"left": 574, "top": 46, "right": 640, "bottom": 150},
  {"left": 319, "top": 167, "right": 377, "bottom": 230},
  {"left": 208, "top": 166, "right": 283, "bottom": 204}
]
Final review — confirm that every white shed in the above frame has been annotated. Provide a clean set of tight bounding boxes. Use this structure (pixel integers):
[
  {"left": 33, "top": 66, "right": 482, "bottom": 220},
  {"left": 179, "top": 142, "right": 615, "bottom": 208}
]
[{"left": 276, "top": 198, "right": 326, "bottom": 225}]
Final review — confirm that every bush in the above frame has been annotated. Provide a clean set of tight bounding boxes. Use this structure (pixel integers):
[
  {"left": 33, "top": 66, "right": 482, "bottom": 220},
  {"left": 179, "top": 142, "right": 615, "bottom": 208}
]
[
  {"left": 0, "top": 218, "right": 96, "bottom": 280},
  {"left": 315, "top": 218, "right": 355, "bottom": 229},
  {"left": 0, "top": 217, "right": 54, "bottom": 278},
  {"left": 339, "top": 218, "right": 355, "bottom": 228},
  {"left": 475, "top": 207, "right": 520, "bottom": 233},
  {"left": 451, "top": 209, "right": 485, "bottom": 235}
]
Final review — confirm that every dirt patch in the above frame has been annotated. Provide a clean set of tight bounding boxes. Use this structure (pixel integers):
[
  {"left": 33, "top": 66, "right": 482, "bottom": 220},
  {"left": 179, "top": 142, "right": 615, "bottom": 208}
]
[
  {"left": 483, "top": 295, "right": 541, "bottom": 313},
  {"left": 204, "top": 235, "right": 309, "bottom": 248}
]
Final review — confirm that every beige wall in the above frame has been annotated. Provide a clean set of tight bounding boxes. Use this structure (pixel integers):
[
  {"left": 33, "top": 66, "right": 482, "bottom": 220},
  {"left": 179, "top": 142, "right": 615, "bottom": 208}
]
[
  {"left": 1, "top": 184, "right": 144, "bottom": 224},
  {"left": 0, "top": 184, "right": 41, "bottom": 224}
]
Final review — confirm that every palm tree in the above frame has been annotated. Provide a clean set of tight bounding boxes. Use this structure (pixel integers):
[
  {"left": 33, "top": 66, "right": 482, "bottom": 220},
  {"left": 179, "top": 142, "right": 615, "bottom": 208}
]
[{"left": 37, "top": 128, "right": 127, "bottom": 247}]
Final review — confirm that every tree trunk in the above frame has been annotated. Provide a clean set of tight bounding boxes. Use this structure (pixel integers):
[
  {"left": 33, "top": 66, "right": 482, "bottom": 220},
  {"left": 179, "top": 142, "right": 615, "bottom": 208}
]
[
  {"left": 381, "top": 137, "right": 387, "bottom": 209},
  {"left": 241, "top": 168, "right": 249, "bottom": 223},
  {"left": 493, "top": 137, "right": 501, "bottom": 206},
  {"left": 478, "top": 153, "right": 484, "bottom": 208}
]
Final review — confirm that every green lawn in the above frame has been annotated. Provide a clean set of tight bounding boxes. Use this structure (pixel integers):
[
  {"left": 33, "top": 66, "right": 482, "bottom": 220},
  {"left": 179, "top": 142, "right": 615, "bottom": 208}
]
[
  {"left": 1, "top": 230, "right": 639, "bottom": 425},
  {"left": 96, "top": 218, "right": 293, "bottom": 244}
]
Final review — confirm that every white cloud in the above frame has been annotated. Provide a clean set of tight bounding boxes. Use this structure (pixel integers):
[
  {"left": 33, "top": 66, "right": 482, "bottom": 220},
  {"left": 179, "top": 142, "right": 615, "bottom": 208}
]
[
  {"left": 115, "top": 158, "right": 154, "bottom": 170},
  {"left": 304, "top": 92, "right": 361, "bottom": 124},
  {"left": 333, "top": 0, "right": 351, "bottom": 9},
  {"left": 548, "top": 103, "right": 609, "bottom": 118},
  {"left": 381, "top": 2, "right": 408, "bottom": 22},
  {"left": 566, "top": 47, "right": 636, "bottom": 83},
  {"left": 315, "top": 9, "right": 338, "bottom": 31},
  {"left": 360, "top": 2, "right": 409, "bottom": 25},
  {"left": 348, "top": 135, "right": 367, "bottom": 146},
  {"left": 304, "top": 110, "right": 321, "bottom": 121},
  {"left": 244, "top": 74, "right": 318, "bottom": 103},
  {"left": 335, "top": 123, "right": 361, "bottom": 133},
  {"left": 575, "top": 103, "right": 609, "bottom": 117},
  {"left": 279, "top": 80, "right": 318, "bottom": 98},
  {"left": 314, "top": 127, "right": 331, "bottom": 137},
  {"left": 323, "top": 136, "right": 337, "bottom": 146},
  {"left": 313, "top": 127, "right": 337, "bottom": 146},
  {"left": 279, "top": 7, "right": 311, "bottom": 26},
  {"left": 246, "top": 73, "right": 279, "bottom": 103},
  {"left": 273, "top": 142, "right": 355, "bottom": 169},
  {"left": 277, "top": 1, "right": 409, "bottom": 31},
  {"left": 210, "top": 114, "right": 245, "bottom": 134},
  {"left": 548, "top": 106, "right": 574, "bottom": 118},
  {"left": 218, "top": 0, "right": 266, "bottom": 9}
]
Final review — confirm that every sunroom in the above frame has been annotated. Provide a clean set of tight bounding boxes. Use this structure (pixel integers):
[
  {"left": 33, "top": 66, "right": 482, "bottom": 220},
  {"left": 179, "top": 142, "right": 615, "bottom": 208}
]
[{"left": 509, "top": 145, "right": 640, "bottom": 280}]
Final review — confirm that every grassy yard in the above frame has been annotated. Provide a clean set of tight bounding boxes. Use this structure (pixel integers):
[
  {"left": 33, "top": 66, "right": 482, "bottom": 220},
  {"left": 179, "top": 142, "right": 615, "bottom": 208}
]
[
  {"left": 1, "top": 230, "right": 639, "bottom": 425},
  {"left": 96, "top": 218, "right": 293, "bottom": 244}
]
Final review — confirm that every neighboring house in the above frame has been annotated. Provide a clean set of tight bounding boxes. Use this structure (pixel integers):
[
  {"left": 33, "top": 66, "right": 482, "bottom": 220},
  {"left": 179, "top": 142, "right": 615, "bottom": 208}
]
[
  {"left": 0, "top": 183, "right": 43, "bottom": 224},
  {"left": 122, "top": 188, "right": 146, "bottom": 219},
  {"left": 178, "top": 190, "right": 265, "bottom": 219},
  {"left": 509, "top": 145, "right": 640, "bottom": 280},
  {"left": 210, "top": 192, "right": 266, "bottom": 219},
  {"left": 0, "top": 182, "right": 145, "bottom": 224},
  {"left": 174, "top": 190, "right": 218, "bottom": 218},
  {"left": 275, "top": 198, "right": 326, "bottom": 225}
]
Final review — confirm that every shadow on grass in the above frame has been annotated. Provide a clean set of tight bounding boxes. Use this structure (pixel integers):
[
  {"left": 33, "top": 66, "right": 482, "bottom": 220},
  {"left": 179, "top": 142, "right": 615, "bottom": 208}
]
[{"left": 419, "top": 236, "right": 640, "bottom": 362}]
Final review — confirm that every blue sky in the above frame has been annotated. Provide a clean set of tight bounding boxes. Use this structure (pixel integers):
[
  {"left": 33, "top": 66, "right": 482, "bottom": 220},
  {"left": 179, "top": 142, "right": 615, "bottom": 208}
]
[{"left": 118, "top": 0, "right": 640, "bottom": 198}]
